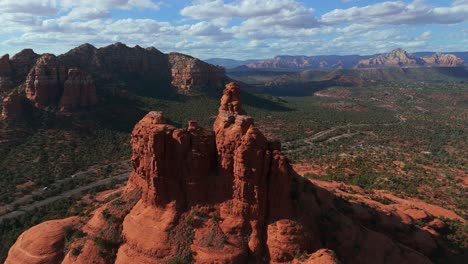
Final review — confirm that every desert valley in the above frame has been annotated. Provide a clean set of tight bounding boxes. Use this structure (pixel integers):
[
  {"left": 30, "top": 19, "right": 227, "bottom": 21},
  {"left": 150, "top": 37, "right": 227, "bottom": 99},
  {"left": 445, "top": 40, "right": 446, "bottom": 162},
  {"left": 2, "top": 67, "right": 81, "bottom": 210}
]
[
  {"left": 0, "top": 43, "right": 466, "bottom": 263},
  {"left": 0, "top": 0, "right": 467, "bottom": 263}
]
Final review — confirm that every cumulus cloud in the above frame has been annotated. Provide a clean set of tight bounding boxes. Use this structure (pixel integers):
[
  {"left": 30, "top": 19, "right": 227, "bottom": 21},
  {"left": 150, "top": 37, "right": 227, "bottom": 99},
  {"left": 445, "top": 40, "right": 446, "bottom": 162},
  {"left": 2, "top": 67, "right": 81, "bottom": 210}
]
[
  {"left": 320, "top": 0, "right": 468, "bottom": 25},
  {"left": 0, "top": 0, "right": 59, "bottom": 16},
  {"left": 181, "top": 0, "right": 318, "bottom": 29},
  {"left": 181, "top": 0, "right": 319, "bottom": 42},
  {"left": 181, "top": 0, "right": 311, "bottom": 19},
  {"left": 60, "top": 0, "right": 159, "bottom": 10},
  {"left": 418, "top": 31, "right": 432, "bottom": 40},
  {"left": 0, "top": 0, "right": 467, "bottom": 59}
]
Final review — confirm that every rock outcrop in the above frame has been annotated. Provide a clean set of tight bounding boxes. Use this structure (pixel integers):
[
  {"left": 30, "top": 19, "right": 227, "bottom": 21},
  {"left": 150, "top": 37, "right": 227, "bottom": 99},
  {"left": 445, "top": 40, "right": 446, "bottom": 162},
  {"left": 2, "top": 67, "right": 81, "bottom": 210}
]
[
  {"left": 0, "top": 54, "right": 13, "bottom": 91},
  {"left": 1, "top": 90, "right": 23, "bottom": 121},
  {"left": 356, "top": 48, "right": 424, "bottom": 68},
  {"left": 10, "top": 49, "right": 40, "bottom": 80},
  {"left": 59, "top": 68, "right": 98, "bottom": 111},
  {"left": 25, "top": 54, "right": 67, "bottom": 107},
  {"left": 421, "top": 52, "right": 464, "bottom": 67},
  {"left": 24, "top": 55, "right": 98, "bottom": 110},
  {"left": 169, "top": 52, "right": 225, "bottom": 92},
  {"left": 5, "top": 217, "right": 78, "bottom": 264},
  {"left": 59, "top": 43, "right": 224, "bottom": 93},
  {"left": 8, "top": 82, "right": 453, "bottom": 264}
]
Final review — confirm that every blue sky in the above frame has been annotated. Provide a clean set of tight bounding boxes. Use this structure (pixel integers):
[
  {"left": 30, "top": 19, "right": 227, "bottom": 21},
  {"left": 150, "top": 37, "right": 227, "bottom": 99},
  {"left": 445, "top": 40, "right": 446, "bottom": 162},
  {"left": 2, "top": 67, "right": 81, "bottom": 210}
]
[{"left": 0, "top": 0, "right": 467, "bottom": 59}]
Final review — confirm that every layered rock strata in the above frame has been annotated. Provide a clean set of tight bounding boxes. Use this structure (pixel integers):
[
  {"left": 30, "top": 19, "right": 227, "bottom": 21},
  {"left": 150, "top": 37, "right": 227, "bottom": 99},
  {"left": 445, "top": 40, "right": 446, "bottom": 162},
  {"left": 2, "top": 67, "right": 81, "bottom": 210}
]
[
  {"left": 59, "top": 68, "right": 98, "bottom": 111},
  {"left": 25, "top": 54, "right": 67, "bottom": 107},
  {"left": 169, "top": 52, "right": 225, "bottom": 92},
  {"left": 24, "top": 55, "right": 98, "bottom": 110}
]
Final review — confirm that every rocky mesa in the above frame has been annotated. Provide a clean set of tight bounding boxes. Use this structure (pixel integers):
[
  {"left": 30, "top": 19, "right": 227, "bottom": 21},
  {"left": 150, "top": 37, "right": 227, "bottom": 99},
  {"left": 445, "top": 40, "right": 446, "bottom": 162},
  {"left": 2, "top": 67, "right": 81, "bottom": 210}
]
[{"left": 5, "top": 82, "right": 463, "bottom": 263}]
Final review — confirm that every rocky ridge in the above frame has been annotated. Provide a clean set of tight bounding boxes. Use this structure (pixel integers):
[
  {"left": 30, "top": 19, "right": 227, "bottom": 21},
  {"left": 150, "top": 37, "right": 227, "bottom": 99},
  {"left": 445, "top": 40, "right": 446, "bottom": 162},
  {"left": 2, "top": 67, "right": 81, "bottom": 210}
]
[
  {"left": 228, "top": 49, "right": 464, "bottom": 70},
  {"left": 245, "top": 55, "right": 365, "bottom": 70},
  {"left": 6, "top": 82, "right": 462, "bottom": 264},
  {"left": 1, "top": 43, "right": 226, "bottom": 120},
  {"left": 355, "top": 49, "right": 464, "bottom": 68},
  {"left": 355, "top": 48, "right": 424, "bottom": 68},
  {"left": 169, "top": 52, "right": 224, "bottom": 92},
  {"left": 421, "top": 52, "right": 464, "bottom": 67}
]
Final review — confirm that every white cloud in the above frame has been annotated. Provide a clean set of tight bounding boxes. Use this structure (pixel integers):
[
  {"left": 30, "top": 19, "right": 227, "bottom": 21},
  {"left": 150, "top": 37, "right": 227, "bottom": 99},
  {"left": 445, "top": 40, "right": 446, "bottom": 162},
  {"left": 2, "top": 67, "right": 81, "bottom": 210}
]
[
  {"left": 60, "top": 0, "right": 159, "bottom": 10},
  {"left": 0, "top": 0, "right": 467, "bottom": 59},
  {"left": 181, "top": 0, "right": 319, "bottom": 42},
  {"left": 0, "top": 0, "right": 59, "bottom": 16},
  {"left": 181, "top": 0, "right": 312, "bottom": 20},
  {"left": 320, "top": 0, "right": 468, "bottom": 25},
  {"left": 418, "top": 31, "right": 432, "bottom": 40},
  {"left": 181, "top": 0, "right": 318, "bottom": 30}
]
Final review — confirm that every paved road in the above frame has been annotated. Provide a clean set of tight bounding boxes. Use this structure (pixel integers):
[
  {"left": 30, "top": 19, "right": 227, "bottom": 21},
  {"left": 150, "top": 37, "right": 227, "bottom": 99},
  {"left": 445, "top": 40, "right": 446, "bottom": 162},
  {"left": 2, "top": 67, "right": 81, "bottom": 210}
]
[
  {"left": 0, "top": 172, "right": 129, "bottom": 221},
  {"left": 0, "top": 160, "right": 130, "bottom": 215},
  {"left": 282, "top": 119, "right": 402, "bottom": 153}
]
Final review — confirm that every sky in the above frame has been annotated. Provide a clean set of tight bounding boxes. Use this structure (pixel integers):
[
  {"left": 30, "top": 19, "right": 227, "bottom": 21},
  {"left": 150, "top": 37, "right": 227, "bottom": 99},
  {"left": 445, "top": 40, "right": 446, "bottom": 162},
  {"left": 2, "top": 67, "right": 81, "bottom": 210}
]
[{"left": 0, "top": 0, "right": 467, "bottom": 59}]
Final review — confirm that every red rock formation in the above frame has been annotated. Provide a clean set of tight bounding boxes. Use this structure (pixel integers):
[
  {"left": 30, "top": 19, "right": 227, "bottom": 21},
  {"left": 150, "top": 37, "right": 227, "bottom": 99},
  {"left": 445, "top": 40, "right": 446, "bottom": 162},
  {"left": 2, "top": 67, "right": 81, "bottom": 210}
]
[
  {"left": 0, "top": 54, "right": 13, "bottom": 91},
  {"left": 421, "top": 52, "right": 464, "bottom": 67},
  {"left": 7, "top": 82, "right": 450, "bottom": 264},
  {"left": 10, "top": 49, "right": 39, "bottom": 79},
  {"left": 25, "top": 54, "right": 67, "bottom": 107},
  {"left": 1, "top": 90, "right": 23, "bottom": 121},
  {"left": 168, "top": 52, "right": 225, "bottom": 92},
  {"left": 298, "top": 249, "right": 339, "bottom": 264},
  {"left": 24, "top": 55, "right": 98, "bottom": 110},
  {"left": 59, "top": 43, "right": 225, "bottom": 94},
  {"left": 356, "top": 48, "right": 424, "bottom": 68},
  {"left": 5, "top": 217, "right": 77, "bottom": 264},
  {"left": 59, "top": 68, "right": 98, "bottom": 111}
]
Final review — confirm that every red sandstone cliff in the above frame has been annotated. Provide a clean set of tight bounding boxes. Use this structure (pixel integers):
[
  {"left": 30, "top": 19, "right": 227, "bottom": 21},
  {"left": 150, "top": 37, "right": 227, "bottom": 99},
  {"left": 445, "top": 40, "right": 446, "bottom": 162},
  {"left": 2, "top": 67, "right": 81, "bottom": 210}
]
[
  {"left": 25, "top": 54, "right": 67, "bottom": 107},
  {"left": 24, "top": 55, "right": 98, "bottom": 110},
  {"left": 59, "top": 68, "right": 98, "bottom": 111},
  {"left": 7, "top": 82, "right": 458, "bottom": 264},
  {"left": 1, "top": 90, "right": 23, "bottom": 121},
  {"left": 10, "top": 49, "right": 40, "bottom": 80},
  {"left": 169, "top": 52, "right": 225, "bottom": 92}
]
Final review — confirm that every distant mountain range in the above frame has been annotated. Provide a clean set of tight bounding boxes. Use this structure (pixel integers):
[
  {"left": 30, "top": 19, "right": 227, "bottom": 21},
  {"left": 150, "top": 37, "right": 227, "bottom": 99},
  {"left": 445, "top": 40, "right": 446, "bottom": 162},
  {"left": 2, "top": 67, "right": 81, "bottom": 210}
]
[{"left": 205, "top": 49, "right": 468, "bottom": 70}]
